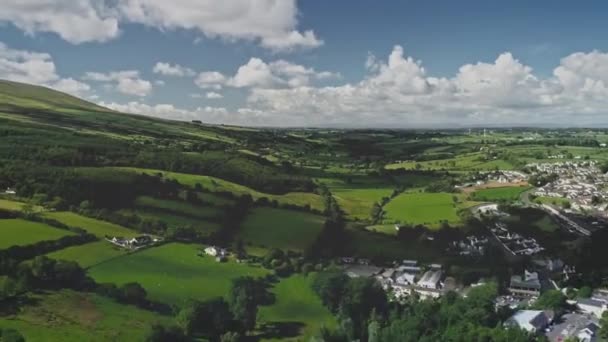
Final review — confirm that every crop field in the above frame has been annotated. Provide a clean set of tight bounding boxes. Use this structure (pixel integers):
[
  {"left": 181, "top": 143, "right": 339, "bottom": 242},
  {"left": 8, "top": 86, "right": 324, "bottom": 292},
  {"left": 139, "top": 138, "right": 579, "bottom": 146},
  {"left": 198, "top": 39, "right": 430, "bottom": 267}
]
[
  {"left": 0, "top": 219, "right": 74, "bottom": 249},
  {"left": 135, "top": 196, "right": 221, "bottom": 219},
  {"left": 383, "top": 192, "right": 469, "bottom": 228},
  {"left": 112, "top": 167, "right": 325, "bottom": 211},
  {"left": 43, "top": 212, "right": 138, "bottom": 238},
  {"left": 88, "top": 243, "right": 269, "bottom": 306},
  {"left": 46, "top": 241, "right": 128, "bottom": 268},
  {"left": 258, "top": 275, "right": 336, "bottom": 341},
  {"left": 239, "top": 208, "right": 325, "bottom": 251},
  {"left": 0, "top": 290, "right": 171, "bottom": 342},
  {"left": 471, "top": 186, "right": 530, "bottom": 202}
]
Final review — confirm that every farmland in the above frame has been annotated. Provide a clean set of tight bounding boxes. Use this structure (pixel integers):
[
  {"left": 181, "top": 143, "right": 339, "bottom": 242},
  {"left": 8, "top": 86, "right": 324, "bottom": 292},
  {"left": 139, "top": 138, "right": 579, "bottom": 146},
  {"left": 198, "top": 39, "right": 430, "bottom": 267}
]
[
  {"left": 258, "top": 275, "right": 336, "bottom": 341},
  {"left": 134, "top": 196, "right": 221, "bottom": 220},
  {"left": 88, "top": 243, "right": 269, "bottom": 306},
  {"left": 43, "top": 211, "right": 138, "bottom": 238},
  {"left": 383, "top": 192, "right": 473, "bottom": 228},
  {"left": 470, "top": 186, "right": 530, "bottom": 202},
  {"left": 46, "top": 241, "right": 128, "bottom": 268},
  {"left": 0, "top": 290, "right": 171, "bottom": 342},
  {"left": 239, "top": 208, "right": 325, "bottom": 251},
  {"left": 0, "top": 219, "right": 74, "bottom": 249}
]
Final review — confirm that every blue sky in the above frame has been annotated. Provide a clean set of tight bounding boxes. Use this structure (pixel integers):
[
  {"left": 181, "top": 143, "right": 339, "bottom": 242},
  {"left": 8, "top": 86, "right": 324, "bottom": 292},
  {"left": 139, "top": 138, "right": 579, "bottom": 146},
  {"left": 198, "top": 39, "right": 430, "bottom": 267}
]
[{"left": 2, "top": 1, "right": 608, "bottom": 127}]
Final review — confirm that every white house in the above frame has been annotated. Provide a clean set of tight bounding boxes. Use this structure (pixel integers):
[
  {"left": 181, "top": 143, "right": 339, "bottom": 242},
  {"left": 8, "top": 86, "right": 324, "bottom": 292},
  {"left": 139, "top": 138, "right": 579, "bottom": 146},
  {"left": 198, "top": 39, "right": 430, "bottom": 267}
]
[
  {"left": 204, "top": 246, "right": 227, "bottom": 257},
  {"left": 4, "top": 187, "right": 16, "bottom": 195},
  {"left": 577, "top": 298, "right": 608, "bottom": 318},
  {"left": 505, "top": 310, "right": 554, "bottom": 333},
  {"left": 577, "top": 322, "right": 600, "bottom": 342}
]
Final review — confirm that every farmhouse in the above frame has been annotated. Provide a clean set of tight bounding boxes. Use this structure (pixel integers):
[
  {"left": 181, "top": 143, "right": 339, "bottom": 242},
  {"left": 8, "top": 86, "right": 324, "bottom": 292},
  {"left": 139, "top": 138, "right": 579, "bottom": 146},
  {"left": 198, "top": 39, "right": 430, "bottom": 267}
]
[
  {"left": 505, "top": 310, "right": 554, "bottom": 333},
  {"left": 106, "top": 235, "right": 157, "bottom": 250},
  {"left": 204, "top": 246, "right": 228, "bottom": 257},
  {"left": 4, "top": 187, "right": 16, "bottom": 195}
]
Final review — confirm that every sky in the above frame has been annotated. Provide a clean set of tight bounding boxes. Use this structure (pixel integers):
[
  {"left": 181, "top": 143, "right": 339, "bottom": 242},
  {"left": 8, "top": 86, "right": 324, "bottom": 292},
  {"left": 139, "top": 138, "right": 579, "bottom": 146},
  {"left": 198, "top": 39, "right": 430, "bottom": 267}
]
[{"left": 2, "top": 1, "right": 608, "bottom": 127}]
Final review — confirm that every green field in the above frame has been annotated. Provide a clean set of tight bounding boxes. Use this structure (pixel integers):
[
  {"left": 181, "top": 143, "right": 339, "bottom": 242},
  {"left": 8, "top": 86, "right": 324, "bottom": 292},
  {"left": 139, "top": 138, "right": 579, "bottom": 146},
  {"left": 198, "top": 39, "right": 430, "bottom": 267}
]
[
  {"left": 383, "top": 192, "right": 466, "bottom": 228},
  {"left": 112, "top": 167, "right": 325, "bottom": 211},
  {"left": 135, "top": 196, "right": 221, "bottom": 219},
  {"left": 385, "top": 152, "right": 516, "bottom": 171},
  {"left": 89, "top": 243, "right": 269, "bottom": 306},
  {"left": 239, "top": 208, "right": 325, "bottom": 251},
  {"left": 333, "top": 188, "right": 393, "bottom": 220},
  {"left": 258, "top": 275, "right": 336, "bottom": 341},
  {"left": 535, "top": 196, "right": 571, "bottom": 207},
  {"left": 471, "top": 186, "right": 530, "bottom": 202},
  {"left": 47, "top": 241, "right": 128, "bottom": 268},
  {"left": 0, "top": 290, "right": 170, "bottom": 342},
  {"left": 0, "top": 219, "right": 74, "bottom": 249},
  {"left": 43, "top": 212, "right": 138, "bottom": 238},
  {"left": 123, "top": 209, "right": 221, "bottom": 233}
]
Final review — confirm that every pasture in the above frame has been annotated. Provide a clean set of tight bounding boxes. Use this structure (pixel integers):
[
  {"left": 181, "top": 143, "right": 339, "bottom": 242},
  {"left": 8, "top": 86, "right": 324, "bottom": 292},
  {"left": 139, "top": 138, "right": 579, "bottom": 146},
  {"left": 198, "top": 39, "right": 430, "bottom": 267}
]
[
  {"left": 88, "top": 243, "right": 269, "bottom": 306},
  {"left": 47, "top": 241, "right": 128, "bottom": 268},
  {"left": 383, "top": 192, "right": 466, "bottom": 228},
  {"left": 44, "top": 211, "right": 138, "bottom": 238},
  {"left": 135, "top": 196, "right": 221, "bottom": 219},
  {"left": 0, "top": 219, "right": 74, "bottom": 249},
  {"left": 0, "top": 290, "right": 171, "bottom": 342},
  {"left": 332, "top": 188, "right": 393, "bottom": 220},
  {"left": 124, "top": 209, "right": 221, "bottom": 233},
  {"left": 258, "top": 275, "right": 336, "bottom": 341},
  {"left": 471, "top": 186, "right": 530, "bottom": 202},
  {"left": 112, "top": 167, "right": 325, "bottom": 211},
  {"left": 239, "top": 208, "right": 325, "bottom": 251}
]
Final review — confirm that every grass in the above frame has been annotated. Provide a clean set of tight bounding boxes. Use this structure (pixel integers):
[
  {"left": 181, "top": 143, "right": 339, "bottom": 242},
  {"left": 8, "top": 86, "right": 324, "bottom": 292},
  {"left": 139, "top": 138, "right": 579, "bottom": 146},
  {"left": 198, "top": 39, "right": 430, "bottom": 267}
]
[
  {"left": 385, "top": 152, "right": 516, "bottom": 171},
  {"left": 383, "top": 192, "right": 466, "bottom": 228},
  {"left": 0, "top": 289, "right": 170, "bottom": 342},
  {"left": 123, "top": 209, "right": 221, "bottom": 233},
  {"left": 43, "top": 211, "right": 138, "bottom": 238},
  {"left": 135, "top": 196, "right": 221, "bottom": 219},
  {"left": 239, "top": 208, "right": 325, "bottom": 252},
  {"left": 345, "top": 228, "right": 439, "bottom": 262},
  {"left": 89, "top": 243, "right": 269, "bottom": 306},
  {"left": 258, "top": 275, "right": 336, "bottom": 341},
  {"left": 46, "top": 241, "right": 129, "bottom": 268},
  {"left": 535, "top": 196, "right": 571, "bottom": 207},
  {"left": 113, "top": 167, "right": 325, "bottom": 212},
  {"left": 0, "top": 198, "right": 26, "bottom": 211},
  {"left": 471, "top": 186, "right": 530, "bottom": 202},
  {"left": 0, "top": 219, "right": 74, "bottom": 249},
  {"left": 333, "top": 188, "right": 393, "bottom": 220}
]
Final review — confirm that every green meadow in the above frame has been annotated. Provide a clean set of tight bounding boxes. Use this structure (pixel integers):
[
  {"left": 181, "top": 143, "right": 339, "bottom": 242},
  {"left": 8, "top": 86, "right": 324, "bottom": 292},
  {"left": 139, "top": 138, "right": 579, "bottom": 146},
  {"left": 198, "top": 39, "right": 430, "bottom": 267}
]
[
  {"left": 383, "top": 192, "right": 465, "bottom": 228},
  {"left": 471, "top": 186, "right": 529, "bottom": 202},
  {"left": 258, "top": 275, "right": 336, "bottom": 341},
  {"left": 46, "top": 241, "right": 128, "bottom": 268},
  {"left": 239, "top": 207, "right": 325, "bottom": 252},
  {"left": 135, "top": 196, "right": 221, "bottom": 219},
  {"left": 88, "top": 243, "right": 269, "bottom": 306},
  {"left": 43, "top": 211, "right": 138, "bottom": 238},
  {"left": 0, "top": 219, "right": 74, "bottom": 249},
  {"left": 0, "top": 290, "right": 170, "bottom": 342}
]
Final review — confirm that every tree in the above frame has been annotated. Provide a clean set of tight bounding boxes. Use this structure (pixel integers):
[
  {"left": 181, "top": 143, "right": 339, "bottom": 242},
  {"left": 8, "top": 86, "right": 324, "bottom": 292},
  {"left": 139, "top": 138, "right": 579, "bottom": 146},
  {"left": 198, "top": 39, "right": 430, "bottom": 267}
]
[
  {"left": 120, "top": 282, "right": 147, "bottom": 305},
  {"left": 533, "top": 290, "right": 567, "bottom": 314},
  {"left": 220, "top": 331, "right": 241, "bottom": 342},
  {"left": 577, "top": 286, "right": 593, "bottom": 298},
  {"left": 600, "top": 312, "right": 608, "bottom": 339},
  {"left": 1, "top": 328, "right": 25, "bottom": 342},
  {"left": 228, "top": 277, "right": 259, "bottom": 332},
  {"left": 144, "top": 324, "right": 188, "bottom": 342}
]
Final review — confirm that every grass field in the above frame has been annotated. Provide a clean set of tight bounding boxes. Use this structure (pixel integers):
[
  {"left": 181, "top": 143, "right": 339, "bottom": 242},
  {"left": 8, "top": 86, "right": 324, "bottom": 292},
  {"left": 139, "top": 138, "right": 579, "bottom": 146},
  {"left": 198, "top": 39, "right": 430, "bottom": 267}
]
[
  {"left": 258, "top": 275, "right": 336, "bottom": 341},
  {"left": 383, "top": 192, "right": 468, "bottom": 228},
  {"left": 239, "top": 208, "right": 325, "bottom": 251},
  {"left": 333, "top": 188, "right": 393, "bottom": 220},
  {"left": 345, "top": 228, "right": 439, "bottom": 261},
  {"left": 43, "top": 212, "right": 138, "bottom": 238},
  {"left": 46, "top": 241, "right": 128, "bottom": 268},
  {"left": 535, "top": 196, "right": 571, "bottom": 207},
  {"left": 471, "top": 186, "right": 530, "bottom": 202},
  {"left": 0, "top": 198, "right": 44, "bottom": 212},
  {"left": 135, "top": 196, "right": 221, "bottom": 219},
  {"left": 112, "top": 167, "right": 325, "bottom": 211},
  {"left": 89, "top": 243, "right": 269, "bottom": 306},
  {"left": 0, "top": 290, "right": 170, "bottom": 342},
  {"left": 385, "top": 153, "right": 516, "bottom": 171},
  {"left": 0, "top": 219, "right": 74, "bottom": 249},
  {"left": 123, "top": 209, "right": 221, "bottom": 233}
]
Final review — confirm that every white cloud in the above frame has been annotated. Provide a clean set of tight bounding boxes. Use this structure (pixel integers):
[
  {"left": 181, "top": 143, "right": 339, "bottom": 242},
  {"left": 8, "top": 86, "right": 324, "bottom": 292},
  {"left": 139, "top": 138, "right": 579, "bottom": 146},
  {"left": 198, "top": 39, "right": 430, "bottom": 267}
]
[
  {"left": 83, "top": 70, "right": 152, "bottom": 97},
  {"left": 206, "top": 92, "right": 223, "bottom": 99},
  {"left": 0, "top": 0, "right": 322, "bottom": 50},
  {"left": 0, "top": 42, "right": 91, "bottom": 97},
  {"left": 153, "top": 62, "right": 195, "bottom": 77},
  {"left": 195, "top": 58, "right": 337, "bottom": 90},
  {"left": 154, "top": 80, "right": 165, "bottom": 86}
]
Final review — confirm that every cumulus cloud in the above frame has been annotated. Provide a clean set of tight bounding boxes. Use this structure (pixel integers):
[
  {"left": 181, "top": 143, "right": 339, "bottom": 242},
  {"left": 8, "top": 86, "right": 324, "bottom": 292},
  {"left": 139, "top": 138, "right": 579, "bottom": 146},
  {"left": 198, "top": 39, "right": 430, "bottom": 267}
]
[
  {"left": 0, "top": 42, "right": 91, "bottom": 97},
  {"left": 83, "top": 70, "right": 152, "bottom": 97},
  {"left": 153, "top": 62, "right": 195, "bottom": 77},
  {"left": 206, "top": 92, "right": 223, "bottom": 99},
  {"left": 0, "top": 0, "right": 322, "bottom": 50},
  {"left": 195, "top": 58, "right": 337, "bottom": 90}
]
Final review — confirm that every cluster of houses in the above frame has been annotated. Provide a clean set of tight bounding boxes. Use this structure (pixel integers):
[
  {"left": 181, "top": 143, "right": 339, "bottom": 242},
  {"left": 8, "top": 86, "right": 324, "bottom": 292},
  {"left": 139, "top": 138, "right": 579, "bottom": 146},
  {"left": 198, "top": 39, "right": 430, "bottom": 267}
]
[
  {"left": 458, "top": 170, "right": 528, "bottom": 189},
  {"left": 530, "top": 161, "right": 608, "bottom": 212},
  {"left": 343, "top": 259, "right": 446, "bottom": 300},
  {"left": 491, "top": 223, "right": 544, "bottom": 256},
  {"left": 448, "top": 235, "right": 488, "bottom": 256},
  {"left": 106, "top": 235, "right": 160, "bottom": 250},
  {"left": 505, "top": 289, "right": 608, "bottom": 342}
]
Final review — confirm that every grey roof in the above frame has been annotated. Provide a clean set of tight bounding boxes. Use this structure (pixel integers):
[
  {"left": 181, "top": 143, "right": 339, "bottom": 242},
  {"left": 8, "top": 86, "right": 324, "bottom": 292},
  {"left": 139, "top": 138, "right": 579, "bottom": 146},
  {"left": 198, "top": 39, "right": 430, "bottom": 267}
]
[{"left": 577, "top": 297, "right": 606, "bottom": 308}]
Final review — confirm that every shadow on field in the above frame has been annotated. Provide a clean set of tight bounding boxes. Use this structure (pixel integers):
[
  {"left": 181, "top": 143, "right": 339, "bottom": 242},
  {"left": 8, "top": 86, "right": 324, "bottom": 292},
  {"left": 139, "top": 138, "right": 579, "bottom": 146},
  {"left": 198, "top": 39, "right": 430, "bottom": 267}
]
[
  {"left": 0, "top": 294, "right": 40, "bottom": 316},
  {"left": 253, "top": 321, "right": 305, "bottom": 340}
]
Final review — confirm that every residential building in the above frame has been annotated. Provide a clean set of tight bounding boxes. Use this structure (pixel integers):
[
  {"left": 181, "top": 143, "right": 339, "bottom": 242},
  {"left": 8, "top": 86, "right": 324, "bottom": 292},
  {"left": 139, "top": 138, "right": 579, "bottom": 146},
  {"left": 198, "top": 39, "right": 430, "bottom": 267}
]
[
  {"left": 577, "top": 297, "right": 608, "bottom": 318},
  {"left": 509, "top": 270, "right": 542, "bottom": 297},
  {"left": 505, "top": 310, "right": 554, "bottom": 333}
]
